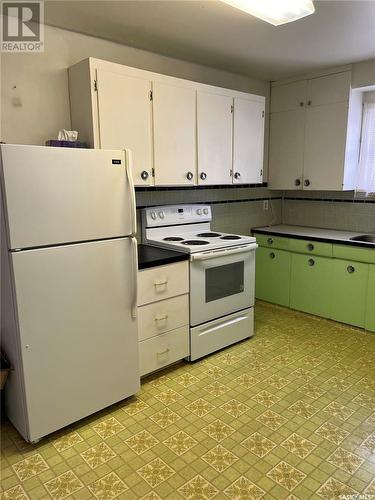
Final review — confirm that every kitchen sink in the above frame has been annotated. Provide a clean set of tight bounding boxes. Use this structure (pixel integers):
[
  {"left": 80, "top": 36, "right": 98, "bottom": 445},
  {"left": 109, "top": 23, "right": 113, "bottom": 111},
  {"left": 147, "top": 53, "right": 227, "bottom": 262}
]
[{"left": 350, "top": 235, "right": 375, "bottom": 244}]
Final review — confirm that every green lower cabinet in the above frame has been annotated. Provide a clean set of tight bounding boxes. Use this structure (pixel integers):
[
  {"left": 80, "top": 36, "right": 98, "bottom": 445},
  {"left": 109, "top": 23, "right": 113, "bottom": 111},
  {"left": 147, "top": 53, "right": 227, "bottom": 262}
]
[
  {"left": 290, "top": 253, "right": 333, "bottom": 318},
  {"left": 331, "top": 259, "right": 368, "bottom": 328},
  {"left": 365, "top": 265, "right": 375, "bottom": 332},
  {"left": 255, "top": 247, "right": 291, "bottom": 306}
]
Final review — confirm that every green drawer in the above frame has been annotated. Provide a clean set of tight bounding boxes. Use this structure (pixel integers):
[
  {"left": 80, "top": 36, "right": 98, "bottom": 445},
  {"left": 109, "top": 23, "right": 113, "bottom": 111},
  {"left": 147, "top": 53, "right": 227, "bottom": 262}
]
[
  {"left": 333, "top": 244, "right": 375, "bottom": 264},
  {"left": 254, "top": 233, "right": 290, "bottom": 250},
  {"left": 289, "top": 238, "right": 333, "bottom": 257}
]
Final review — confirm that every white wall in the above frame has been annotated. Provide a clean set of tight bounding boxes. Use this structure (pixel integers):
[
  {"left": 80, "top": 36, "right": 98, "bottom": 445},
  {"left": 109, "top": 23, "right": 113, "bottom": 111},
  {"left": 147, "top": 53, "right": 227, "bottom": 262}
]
[
  {"left": 352, "top": 58, "right": 375, "bottom": 89},
  {"left": 0, "top": 24, "right": 269, "bottom": 146}
]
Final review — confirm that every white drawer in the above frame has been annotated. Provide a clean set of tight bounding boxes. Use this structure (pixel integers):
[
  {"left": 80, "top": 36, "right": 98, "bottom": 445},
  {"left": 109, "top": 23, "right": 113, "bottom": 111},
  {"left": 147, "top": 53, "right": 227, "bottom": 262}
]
[
  {"left": 139, "top": 326, "right": 189, "bottom": 377},
  {"left": 138, "top": 261, "right": 189, "bottom": 306},
  {"left": 138, "top": 294, "right": 189, "bottom": 341}
]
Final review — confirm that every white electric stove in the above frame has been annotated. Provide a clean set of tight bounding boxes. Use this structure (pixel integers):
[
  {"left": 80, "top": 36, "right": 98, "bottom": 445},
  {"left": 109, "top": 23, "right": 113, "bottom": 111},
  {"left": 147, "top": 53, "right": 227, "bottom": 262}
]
[{"left": 142, "top": 205, "right": 258, "bottom": 360}]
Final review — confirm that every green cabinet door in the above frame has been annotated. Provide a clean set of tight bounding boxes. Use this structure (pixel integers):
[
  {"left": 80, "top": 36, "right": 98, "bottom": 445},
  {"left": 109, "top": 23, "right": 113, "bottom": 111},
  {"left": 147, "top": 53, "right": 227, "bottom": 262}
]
[
  {"left": 331, "top": 259, "right": 368, "bottom": 328},
  {"left": 255, "top": 247, "right": 291, "bottom": 306},
  {"left": 366, "top": 265, "right": 375, "bottom": 332},
  {"left": 290, "top": 253, "right": 333, "bottom": 318}
]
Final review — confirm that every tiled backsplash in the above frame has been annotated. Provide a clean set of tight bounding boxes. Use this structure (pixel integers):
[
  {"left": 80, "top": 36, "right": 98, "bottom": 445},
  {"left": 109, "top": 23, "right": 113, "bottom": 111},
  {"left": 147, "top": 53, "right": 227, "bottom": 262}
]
[
  {"left": 135, "top": 186, "right": 282, "bottom": 239},
  {"left": 136, "top": 186, "right": 375, "bottom": 240},
  {"left": 283, "top": 192, "right": 375, "bottom": 233}
]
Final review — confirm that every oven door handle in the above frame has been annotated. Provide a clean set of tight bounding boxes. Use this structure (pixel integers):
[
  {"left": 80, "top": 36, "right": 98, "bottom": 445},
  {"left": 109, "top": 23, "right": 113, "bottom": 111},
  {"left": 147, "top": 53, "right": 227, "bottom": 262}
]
[{"left": 190, "top": 243, "right": 258, "bottom": 261}]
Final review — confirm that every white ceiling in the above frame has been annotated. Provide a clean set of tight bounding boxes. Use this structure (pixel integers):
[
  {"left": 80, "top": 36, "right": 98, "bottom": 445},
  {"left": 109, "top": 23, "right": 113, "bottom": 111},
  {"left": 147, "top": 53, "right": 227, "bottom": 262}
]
[{"left": 45, "top": 0, "right": 375, "bottom": 81}]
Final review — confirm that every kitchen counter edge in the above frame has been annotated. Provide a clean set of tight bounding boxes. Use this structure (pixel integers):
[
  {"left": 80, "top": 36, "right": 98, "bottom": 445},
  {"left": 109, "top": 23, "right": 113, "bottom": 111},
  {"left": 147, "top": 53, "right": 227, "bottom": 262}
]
[
  {"left": 138, "top": 244, "right": 189, "bottom": 270},
  {"left": 252, "top": 226, "right": 375, "bottom": 249}
]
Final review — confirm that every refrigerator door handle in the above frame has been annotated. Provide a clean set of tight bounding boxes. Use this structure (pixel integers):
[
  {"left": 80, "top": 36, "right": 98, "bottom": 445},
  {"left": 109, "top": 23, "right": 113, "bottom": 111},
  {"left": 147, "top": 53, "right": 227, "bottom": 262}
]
[
  {"left": 131, "top": 236, "right": 138, "bottom": 320},
  {"left": 124, "top": 149, "right": 137, "bottom": 236}
]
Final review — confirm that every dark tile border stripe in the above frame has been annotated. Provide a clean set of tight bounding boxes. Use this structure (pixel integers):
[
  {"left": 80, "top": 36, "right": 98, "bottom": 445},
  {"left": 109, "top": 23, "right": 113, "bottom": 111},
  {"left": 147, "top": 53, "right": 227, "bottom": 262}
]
[
  {"left": 136, "top": 182, "right": 268, "bottom": 192},
  {"left": 136, "top": 196, "right": 282, "bottom": 209},
  {"left": 284, "top": 196, "right": 375, "bottom": 204}
]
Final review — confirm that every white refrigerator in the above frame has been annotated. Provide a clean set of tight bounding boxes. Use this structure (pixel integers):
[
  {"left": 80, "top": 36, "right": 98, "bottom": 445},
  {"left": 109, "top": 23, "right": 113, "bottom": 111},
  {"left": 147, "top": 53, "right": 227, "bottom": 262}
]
[{"left": 0, "top": 145, "right": 140, "bottom": 443}]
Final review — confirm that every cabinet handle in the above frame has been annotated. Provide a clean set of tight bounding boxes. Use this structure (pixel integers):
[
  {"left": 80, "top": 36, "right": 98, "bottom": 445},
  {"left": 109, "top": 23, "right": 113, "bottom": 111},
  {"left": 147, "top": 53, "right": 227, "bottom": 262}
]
[
  {"left": 186, "top": 171, "right": 193, "bottom": 180},
  {"left": 295, "top": 178, "right": 301, "bottom": 186},
  {"left": 234, "top": 172, "right": 241, "bottom": 180},
  {"left": 267, "top": 237, "right": 274, "bottom": 245},
  {"left": 299, "top": 102, "right": 304, "bottom": 107},
  {"left": 200, "top": 172, "right": 207, "bottom": 180},
  {"left": 308, "top": 258, "right": 315, "bottom": 266},
  {"left": 157, "top": 348, "right": 170, "bottom": 356},
  {"left": 155, "top": 314, "right": 169, "bottom": 322},
  {"left": 307, "top": 100, "right": 312, "bottom": 106},
  {"left": 269, "top": 252, "right": 275, "bottom": 259},
  {"left": 347, "top": 265, "right": 355, "bottom": 274},
  {"left": 304, "top": 179, "right": 310, "bottom": 187},
  {"left": 141, "top": 170, "right": 149, "bottom": 180},
  {"left": 307, "top": 243, "right": 314, "bottom": 251},
  {"left": 154, "top": 279, "right": 168, "bottom": 287}
]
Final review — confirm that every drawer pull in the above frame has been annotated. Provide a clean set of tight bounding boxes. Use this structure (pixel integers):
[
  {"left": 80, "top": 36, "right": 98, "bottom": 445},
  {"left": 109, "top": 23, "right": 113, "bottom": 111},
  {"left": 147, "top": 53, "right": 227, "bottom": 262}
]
[
  {"left": 154, "top": 314, "right": 169, "bottom": 322},
  {"left": 157, "top": 348, "right": 170, "bottom": 356},
  {"left": 267, "top": 237, "right": 273, "bottom": 244},
  {"left": 154, "top": 279, "right": 168, "bottom": 287},
  {"left": 307, "top": 243, "right": 314, "bottom": 251},
  {"left": 347, "top": 265, "right": 355, "bottom": 274},
  {"left": 308, "top": 258, "right": 315, "bottom": 266},
  {"left": 269, "top": 252, "right": 276, "bottom": 259}
]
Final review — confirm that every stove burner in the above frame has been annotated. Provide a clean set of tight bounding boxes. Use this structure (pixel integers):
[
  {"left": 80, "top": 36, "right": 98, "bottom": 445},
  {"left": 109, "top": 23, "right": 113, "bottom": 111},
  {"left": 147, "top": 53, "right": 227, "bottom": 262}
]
[
  {"left": 220, "top": 235, "right": 242, "bottom": 240},
  {"left": 163, "top": 237, "right": 184, "bottom": 241},
  {"left": 181, "top": 239, "right": 210, "bottom": 246},
  {"left": 197, "top": 232, "right": 222, "bottom": 238}
]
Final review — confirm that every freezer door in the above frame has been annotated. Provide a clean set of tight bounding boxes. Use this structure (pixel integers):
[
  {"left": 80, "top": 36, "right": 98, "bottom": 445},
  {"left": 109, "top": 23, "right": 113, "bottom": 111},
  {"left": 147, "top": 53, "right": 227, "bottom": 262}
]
[
  {"left": 11, "top": 238, "right": 139, "bottom": 442},
  {"left": 1, "top": 145, "right": 134, "bottom": 249}
]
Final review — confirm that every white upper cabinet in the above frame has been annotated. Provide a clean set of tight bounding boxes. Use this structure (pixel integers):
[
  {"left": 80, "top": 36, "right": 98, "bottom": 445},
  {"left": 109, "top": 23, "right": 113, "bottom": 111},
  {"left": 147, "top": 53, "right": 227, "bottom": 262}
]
[
  {"left": 68, "top": 58, "right": 266, "bottom": 187},
  {"left": 152, "top": 81, "right": 196, "bottom": 186},
  {"left": 233, "top": 98, "right": 265, "bottom": 184},
  {"left": 268, "top": 109, "right": 305, "bottom": 190},
  {"left": 307, "top": 72, "right": 351, "bottom": 107},
  {"left": 303, "top": 103, "right": 349, "bottom": 190},
  {"left": 95, "top": 70, "right": 153, "bottom": 186},
  {"left": 197, "top": 91, "right": 232, "bottom": 185},
  {"left": 268, "top": 71, "right": 362, "bottom": 191},
  {"left": 271, "top": 80, "right": 307, "bottom": 113}
]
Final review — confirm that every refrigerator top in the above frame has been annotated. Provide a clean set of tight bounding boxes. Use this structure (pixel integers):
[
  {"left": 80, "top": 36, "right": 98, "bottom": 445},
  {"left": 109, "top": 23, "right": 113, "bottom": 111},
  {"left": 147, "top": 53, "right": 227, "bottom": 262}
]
[{"left": 0, "top": 145, "right": 135, "bottom": 250}]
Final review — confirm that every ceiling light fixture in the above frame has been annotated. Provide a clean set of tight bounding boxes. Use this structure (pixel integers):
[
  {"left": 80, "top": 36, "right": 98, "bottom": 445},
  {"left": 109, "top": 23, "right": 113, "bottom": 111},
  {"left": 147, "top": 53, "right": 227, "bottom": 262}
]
[{"left": 220, "top": 0, "right": 315, "bottom": 26}]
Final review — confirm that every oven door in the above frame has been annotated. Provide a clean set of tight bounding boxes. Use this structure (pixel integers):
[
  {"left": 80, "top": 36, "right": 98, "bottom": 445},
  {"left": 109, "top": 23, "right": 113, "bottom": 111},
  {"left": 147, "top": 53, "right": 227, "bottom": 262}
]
[{"left": 190, "top": 243, "right": 257, "bottom": 326}]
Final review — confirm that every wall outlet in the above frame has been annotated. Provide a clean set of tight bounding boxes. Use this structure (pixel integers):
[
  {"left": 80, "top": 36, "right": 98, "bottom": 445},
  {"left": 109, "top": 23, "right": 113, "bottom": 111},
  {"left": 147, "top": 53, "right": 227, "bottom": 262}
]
[{"left": 263, "top": 200, "right": 269, "bottom": 211}]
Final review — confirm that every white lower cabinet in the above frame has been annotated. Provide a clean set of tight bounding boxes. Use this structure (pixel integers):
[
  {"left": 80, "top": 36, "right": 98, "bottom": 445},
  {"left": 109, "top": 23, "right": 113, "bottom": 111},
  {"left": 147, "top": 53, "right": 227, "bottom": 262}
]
[
  {"left": 138, "top": 261, "right": 190, "bottom": 376},
  {"left": 138, "top": 294, "right": 189, "bottom": 341},
  {"left": 139, "top": 326, "right": 189, "bottom": 377},
  {"left": 138, "top": 261, "right": 189, "bottom": 306}
]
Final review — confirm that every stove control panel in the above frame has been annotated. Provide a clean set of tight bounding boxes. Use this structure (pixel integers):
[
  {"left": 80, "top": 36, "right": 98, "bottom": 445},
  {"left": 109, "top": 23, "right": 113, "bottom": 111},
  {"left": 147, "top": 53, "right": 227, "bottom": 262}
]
[{"left": 143, "top": 205, "right": 212, "bottom": 227}]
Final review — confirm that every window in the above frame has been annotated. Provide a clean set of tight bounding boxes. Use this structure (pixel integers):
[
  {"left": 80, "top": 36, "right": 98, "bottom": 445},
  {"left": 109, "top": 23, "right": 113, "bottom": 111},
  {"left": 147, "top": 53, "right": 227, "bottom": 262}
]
[{"left": 357, "top": 101, "right": 375, "bottom": 195}]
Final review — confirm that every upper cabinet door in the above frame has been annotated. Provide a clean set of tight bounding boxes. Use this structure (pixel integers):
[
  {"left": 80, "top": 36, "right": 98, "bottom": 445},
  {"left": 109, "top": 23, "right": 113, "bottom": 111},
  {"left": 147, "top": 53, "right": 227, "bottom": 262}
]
[
  {"left": 153, "top": 81, "right": 196, "bottom": 186},
  {"left": 233, "top": 98, "right": 265, "bottom": 184},
  {"left": 268, "top": 109, "right": 305, "bottom": 190},
  {"left": 303, "top": 102, "right": 349, "bottom": 190},
  {"left": 307, "top": 72, "right": 351, "bottom": 107},
  {"left": 96, "top": 70, "right": 153, "bottom": 186},
  {"left": 197, "top": 91, "right": 232, "bottom": 185},
  {"left": 271, "top": 80, "right": 307, "bottom": 113}
]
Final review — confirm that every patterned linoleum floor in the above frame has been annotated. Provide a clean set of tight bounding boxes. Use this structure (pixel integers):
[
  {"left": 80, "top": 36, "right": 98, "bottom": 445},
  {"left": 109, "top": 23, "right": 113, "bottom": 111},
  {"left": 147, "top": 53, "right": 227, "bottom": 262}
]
[{"left": 1, "top": 302, "right": 375, "bottom": 500}]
